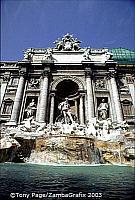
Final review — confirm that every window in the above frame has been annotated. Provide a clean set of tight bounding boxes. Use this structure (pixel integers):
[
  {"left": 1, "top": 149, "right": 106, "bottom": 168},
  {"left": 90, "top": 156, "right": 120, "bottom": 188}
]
[
  {"left": 2, "top": 99, "right": 13, "bottom": 114},
  {"left": 9, "top": 78, "right": 19, "bottom": 86},
  {"left": 121, "top": 100, "right": 132, "bottom": 116}
]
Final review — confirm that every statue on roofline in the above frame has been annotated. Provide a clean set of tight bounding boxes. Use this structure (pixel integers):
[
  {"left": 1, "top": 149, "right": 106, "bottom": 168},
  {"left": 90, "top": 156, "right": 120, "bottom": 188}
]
[
  {"left": 54, "top": 33, "right": 81, "bottom": 51},
  {"left": 23, "top": 48, "right": 32, "bottom": 61},
  {"left": 43, "top": 48, "right": 53, "bottom": 61}
]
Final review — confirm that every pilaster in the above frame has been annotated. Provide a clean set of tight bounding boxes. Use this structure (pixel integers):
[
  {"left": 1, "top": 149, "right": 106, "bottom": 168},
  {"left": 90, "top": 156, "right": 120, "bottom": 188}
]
[{"left": 1, "top": 72, "right": 10, "bottom": 105}]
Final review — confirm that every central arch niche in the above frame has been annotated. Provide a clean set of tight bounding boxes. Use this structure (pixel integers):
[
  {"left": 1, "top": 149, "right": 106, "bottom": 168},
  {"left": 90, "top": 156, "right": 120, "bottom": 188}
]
[
  {"left": 56, "top": 80, "right": 79, "bottom": 99},
  {"left": 54, "top": 80, "right": 80, "bottom": 122}
]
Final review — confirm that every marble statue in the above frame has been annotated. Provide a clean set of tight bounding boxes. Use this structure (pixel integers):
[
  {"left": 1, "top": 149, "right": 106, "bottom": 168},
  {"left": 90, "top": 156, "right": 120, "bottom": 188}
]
[
  {"left": 83, "top": 48, "right": 113, "bottom": 62},
  {"left": 43, "top": 48, "right": 53, "bottom": 61},
  {"left": 36, "top": 123, "right": 46, "bottom": 132},
  {"left": 58, "top": 98, "right": 74, "bottom": 124},
  {"left": 23, "top": 49, "right": 32, "bottom": 61},
  {"left": 54, "top": 33, "right": 81, "bottom": 51},
  {"left": 72, "top": 38, "right": 81, "bottom": 51},
  {"left": 83, "top": 49, "right": 91, "bottom": 60},
  {"left": 115, "top": 120, "right": 129, "bottom": 131},
  {"left": 102, "top": 118, "right": 112, "bottom": 131},
  {"left": 54, "top": 38, "right": 63, "bottom": 50},
  {"left": 98, "top": 99, "right": 108, "bottom": 120},
  {"left": 62, "top": 34, "right": 73, "bottom": 50},
  {"left": 20, "top": 116, "right": 34, "bottom": 131},
  {"left": 25, "top": 99, "right": 36, "bottom": 118}
]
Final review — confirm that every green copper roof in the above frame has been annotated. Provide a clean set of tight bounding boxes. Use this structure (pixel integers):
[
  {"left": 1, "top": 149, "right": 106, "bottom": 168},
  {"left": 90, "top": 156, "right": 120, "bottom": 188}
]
[{"left": 109, "top": 48, "right": 135, "bottom": 64}]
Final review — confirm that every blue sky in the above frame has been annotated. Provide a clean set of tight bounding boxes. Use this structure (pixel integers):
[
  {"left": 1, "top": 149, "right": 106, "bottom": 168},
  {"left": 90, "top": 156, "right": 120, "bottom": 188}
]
[{"left": 1, "top": 0, "right": 135, "bottom": 61}]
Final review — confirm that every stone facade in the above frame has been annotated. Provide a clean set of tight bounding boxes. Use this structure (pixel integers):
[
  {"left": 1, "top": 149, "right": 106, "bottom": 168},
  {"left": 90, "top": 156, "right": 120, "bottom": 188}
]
[{"left": 1, "top": 34, "right": 135, "bottom": 129}]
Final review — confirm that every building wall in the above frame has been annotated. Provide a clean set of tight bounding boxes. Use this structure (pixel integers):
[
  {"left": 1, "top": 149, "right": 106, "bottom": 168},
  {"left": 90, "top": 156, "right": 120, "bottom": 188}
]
[{"left": 0, "top": 49, "right": 135, "bottom": 128}]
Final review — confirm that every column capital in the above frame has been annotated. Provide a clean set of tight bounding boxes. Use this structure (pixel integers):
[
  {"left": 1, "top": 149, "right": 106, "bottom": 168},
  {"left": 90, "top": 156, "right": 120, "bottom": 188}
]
[
  {"left": 50, "top": 92, "right": 55, "bottom": 97},
  {"left": 42, "top": 70, "right": 50, "bottom": 77},
  {"left": 85, "top": 68, "right": 92, "bottom": 77},
  {"left": 3, "top": 73, "right": 10, "bottom": 83},
  {"left": 19, "top": 70, "right": 27, "bottom": 77},
  {"left": 126, "top": 75, "right": 134, "bottom": 84},
  {"left": 108, "top": 69, "right": 117, "bottom": 79},
  {"left": 79, "top": 92, "right": 85, "bottom": 97}
]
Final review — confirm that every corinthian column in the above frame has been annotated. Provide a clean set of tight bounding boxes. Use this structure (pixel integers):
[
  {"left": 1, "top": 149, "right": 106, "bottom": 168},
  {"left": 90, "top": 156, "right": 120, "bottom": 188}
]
[
  {"left": 85, "top": 69, "right": 94, "bottom": 122},
  {"left": 109, "top": 70, "right": 123, "bottom": 122},
  {"left": 79, "top": 94, "right": 84, "bottom": 124},
  {"left": 49, "top": 93, "right": 55, "bottom": 124},
  {"left": 38, "top": 71, "right": 49, "bottom": 123},
  {"left": 9, "top": 71, "right": 26, "bottom": 125}
]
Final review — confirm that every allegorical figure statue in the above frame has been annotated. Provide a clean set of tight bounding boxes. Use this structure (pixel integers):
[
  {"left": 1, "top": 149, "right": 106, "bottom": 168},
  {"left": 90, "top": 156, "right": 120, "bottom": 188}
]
[
  {"left": 83, "top": 48, "right": 91, "bottom": 60},
  {"left": 58, "top": 98, "right": 74, "bottom": 124},
  {"left": 43, "top": 48, "right": 53, "bottom": 61},
  {"left": 98, "top": 99, "right": 108, "bottom": 120},
  {"left": 23, "top": 48, "right": 32, "bottom": 61},
  {"left": 25, "top": 99, "right": 36, "bottom": 118}
]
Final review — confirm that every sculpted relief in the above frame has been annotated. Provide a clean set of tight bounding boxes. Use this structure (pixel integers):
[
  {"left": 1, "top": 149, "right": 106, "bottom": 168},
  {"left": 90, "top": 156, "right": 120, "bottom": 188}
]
[
  {"left": 95, "top": 79, "right": 106, "bottom": 90},
  {"left": 83, "top": 48, "right": 113, "bottom": 63},
  {"left": 54, "top": 33, "right": 81, "bottom": 51},
  {"left": 28, "top": 78, "right": 39, "bottom": 89}
]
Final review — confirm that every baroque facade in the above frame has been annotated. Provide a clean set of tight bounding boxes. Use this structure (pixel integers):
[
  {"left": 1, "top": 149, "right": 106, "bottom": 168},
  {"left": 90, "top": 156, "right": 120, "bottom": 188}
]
[{"left": 1, "top": 34, "right": 135, "bottom": 130}]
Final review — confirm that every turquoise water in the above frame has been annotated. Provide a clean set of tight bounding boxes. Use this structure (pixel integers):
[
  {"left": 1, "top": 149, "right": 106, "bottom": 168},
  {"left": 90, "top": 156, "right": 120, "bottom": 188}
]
[{"left": 0, "top": 163, "right": 134, "bottom": 200}]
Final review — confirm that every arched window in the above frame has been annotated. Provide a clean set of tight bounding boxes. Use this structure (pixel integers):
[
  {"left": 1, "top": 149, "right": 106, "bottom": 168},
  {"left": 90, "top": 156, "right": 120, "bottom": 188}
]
[{"left": 2, "top": 98, "right": 13, "bottom": 114}]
